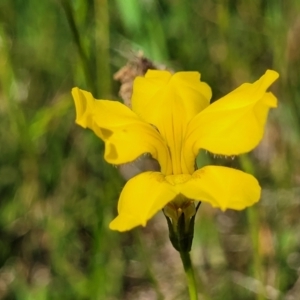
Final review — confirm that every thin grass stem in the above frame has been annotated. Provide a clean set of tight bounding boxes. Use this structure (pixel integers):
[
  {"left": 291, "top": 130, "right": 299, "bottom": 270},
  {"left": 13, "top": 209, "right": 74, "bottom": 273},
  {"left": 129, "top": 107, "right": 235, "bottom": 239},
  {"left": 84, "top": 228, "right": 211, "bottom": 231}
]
[
  {"left": 94, "top": 0, "right": 111, "bottom": 97},
  {"left": 134, "top": 230, "right": 164, "bottom": 300},
  {"left": 247, "top": 207, "right": 266, "bottom": 300},
  {"left": 60, "top": 0, "right": 96, "bottom": 93}
]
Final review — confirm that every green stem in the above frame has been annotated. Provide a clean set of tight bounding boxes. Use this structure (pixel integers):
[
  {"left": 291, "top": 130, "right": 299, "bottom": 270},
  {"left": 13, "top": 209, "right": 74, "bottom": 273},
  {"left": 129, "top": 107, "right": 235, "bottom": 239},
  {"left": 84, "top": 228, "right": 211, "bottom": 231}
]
[
  {"left": 60, "top": 0, "right": 96, "bottom": 94},
  {"left": 94, "top": 0, "right": 111, "bottom": 97},
  {"left": 247, "top": 207, "right": 265, "bottom": 300},
  {"left": 180, "top": 251, "right": 198, "bottom": 300}
]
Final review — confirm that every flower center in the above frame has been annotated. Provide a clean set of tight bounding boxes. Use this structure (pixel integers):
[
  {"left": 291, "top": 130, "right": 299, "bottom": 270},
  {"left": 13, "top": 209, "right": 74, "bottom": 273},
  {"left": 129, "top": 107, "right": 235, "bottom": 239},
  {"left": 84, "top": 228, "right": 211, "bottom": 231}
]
[{"left": 165, "top": 174, "right": 191, "bottom": 185}]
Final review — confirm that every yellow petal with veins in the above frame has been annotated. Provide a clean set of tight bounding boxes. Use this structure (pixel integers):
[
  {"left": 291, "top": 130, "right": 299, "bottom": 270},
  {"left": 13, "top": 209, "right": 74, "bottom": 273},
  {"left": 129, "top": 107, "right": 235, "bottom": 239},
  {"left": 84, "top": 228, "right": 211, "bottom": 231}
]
[
  {"left": 132, "top": 70, "right": 212, "bottom": 174},
  {"left": 109, "top": 166, "right": 260, "bottom": 231},
  {"left": 179, "top": 166, "right": 261, "bottom": 211},
  {"left": 131, "top": 70, "right": 212, "bottom": 124},
  {"left": 109, "top": 172, "right": 177, "bottom": 231},
  {"left": 184, "top": 70, "right": 279, "bottom": 173},
  {"left": 72, "top": 88, "right": 172, "bottom": 174}
]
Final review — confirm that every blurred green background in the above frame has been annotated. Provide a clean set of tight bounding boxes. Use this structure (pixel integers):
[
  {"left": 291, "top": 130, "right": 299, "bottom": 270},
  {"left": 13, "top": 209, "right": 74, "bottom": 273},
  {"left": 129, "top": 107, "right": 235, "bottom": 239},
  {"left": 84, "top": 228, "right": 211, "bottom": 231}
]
[{"left": 0, "top": 0, "right": 300, "bottom": 299}]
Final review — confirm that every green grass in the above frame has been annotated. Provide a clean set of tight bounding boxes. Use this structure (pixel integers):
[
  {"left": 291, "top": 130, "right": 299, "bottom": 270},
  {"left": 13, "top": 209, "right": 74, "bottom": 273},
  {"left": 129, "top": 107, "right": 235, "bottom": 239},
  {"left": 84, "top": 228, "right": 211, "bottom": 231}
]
[{"left": 0, "top": 0, "right": 300, "bottom": 299}]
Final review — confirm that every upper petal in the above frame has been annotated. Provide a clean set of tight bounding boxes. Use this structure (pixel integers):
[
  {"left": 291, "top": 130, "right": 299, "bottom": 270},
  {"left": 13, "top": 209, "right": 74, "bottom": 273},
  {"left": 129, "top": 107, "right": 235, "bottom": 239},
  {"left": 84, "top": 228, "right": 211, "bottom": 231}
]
[
  {"left": 183, "top": 70, "right": 279, "bottom": 173},
  {"left": 72, "top": 88, "right": 172, "bottom": 174},
  {"left": 109, "top": 172, "right": 177, "bottom": 231},
  {"left": 131, "top": 70, "right": 212, "bottom": 124},
  {"left": 131, "top": 70, "right": 212, "bottom": 174},
  {"left": 178, "top": 166, "right": 261, "bottom": 211}
]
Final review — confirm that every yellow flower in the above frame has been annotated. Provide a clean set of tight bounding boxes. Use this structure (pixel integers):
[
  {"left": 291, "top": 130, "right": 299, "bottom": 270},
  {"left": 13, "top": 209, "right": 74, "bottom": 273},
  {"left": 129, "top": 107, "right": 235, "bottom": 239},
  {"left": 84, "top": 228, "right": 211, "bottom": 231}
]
[{"left": 72, "top": 70, "right": 279, "bottom": 232}]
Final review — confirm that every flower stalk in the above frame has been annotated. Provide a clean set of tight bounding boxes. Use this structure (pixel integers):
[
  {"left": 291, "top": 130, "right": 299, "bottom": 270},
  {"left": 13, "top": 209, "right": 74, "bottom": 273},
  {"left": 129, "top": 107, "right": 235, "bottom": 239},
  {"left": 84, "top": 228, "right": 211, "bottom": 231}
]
[{"left": 180, "top": 251, "right": 198, "bottom": 300}]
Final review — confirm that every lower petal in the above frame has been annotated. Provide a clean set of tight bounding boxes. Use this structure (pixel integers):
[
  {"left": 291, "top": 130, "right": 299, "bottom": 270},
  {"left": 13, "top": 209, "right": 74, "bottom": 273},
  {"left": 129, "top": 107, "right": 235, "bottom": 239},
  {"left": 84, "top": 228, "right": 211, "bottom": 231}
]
[
  {"left": 179, "top": 166, "right": 261, "bottom": 211},
  {"left": 109, "top": 166, "right": 260, "bottom": 231},
  {"left": 109, "top": 172, "right": 177, "bottom": 231}
]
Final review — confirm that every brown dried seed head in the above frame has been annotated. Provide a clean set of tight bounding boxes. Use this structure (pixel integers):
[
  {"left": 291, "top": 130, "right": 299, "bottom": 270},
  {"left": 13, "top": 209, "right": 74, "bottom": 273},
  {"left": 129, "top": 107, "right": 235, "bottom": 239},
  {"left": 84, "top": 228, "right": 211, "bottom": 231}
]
[{"left": 113, "top": 52, "right": 171, "bottom": 107}]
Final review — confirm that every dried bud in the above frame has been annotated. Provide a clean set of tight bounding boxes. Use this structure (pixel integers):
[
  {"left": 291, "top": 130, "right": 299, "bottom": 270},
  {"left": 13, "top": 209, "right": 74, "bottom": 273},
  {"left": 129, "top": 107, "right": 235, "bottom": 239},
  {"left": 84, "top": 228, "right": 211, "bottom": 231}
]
[{"left": 113, "top": 52, "right": 171, "bottom": 107}]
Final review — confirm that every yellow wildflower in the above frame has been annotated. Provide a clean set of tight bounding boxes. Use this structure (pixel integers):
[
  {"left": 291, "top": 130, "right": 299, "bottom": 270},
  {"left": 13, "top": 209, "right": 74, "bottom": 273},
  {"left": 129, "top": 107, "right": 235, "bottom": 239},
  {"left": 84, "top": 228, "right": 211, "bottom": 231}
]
[{"left": 72, "top": 70, "right": 279, "bottom": 232}]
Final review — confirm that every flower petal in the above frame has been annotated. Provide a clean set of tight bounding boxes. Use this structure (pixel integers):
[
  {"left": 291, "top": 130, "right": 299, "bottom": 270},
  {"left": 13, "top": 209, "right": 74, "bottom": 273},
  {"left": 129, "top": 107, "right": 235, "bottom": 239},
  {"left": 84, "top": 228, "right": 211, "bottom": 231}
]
[
  {"left": 132, "top": 70, "right": 212, "bottom": 123},
  {"left": 184, "top": 70, "right": 279, "bottom": 173},
  {"left": 72, "top": 86, "right": 95, "bottom": 128},
  {"left": 109, "top": 172, "right": 177, "bottom": 231},
  {"left": 109, "top": 166, "right": 260, "bottom": 231},
  {"left": 179, "top": 166, "right": 261, "bottom": 210},
  {"left": 131, "top": 70, "right": 212, "bottom": 174},
  {"left": 72, "top": 88, "right": 172, "bottom": 174}
]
